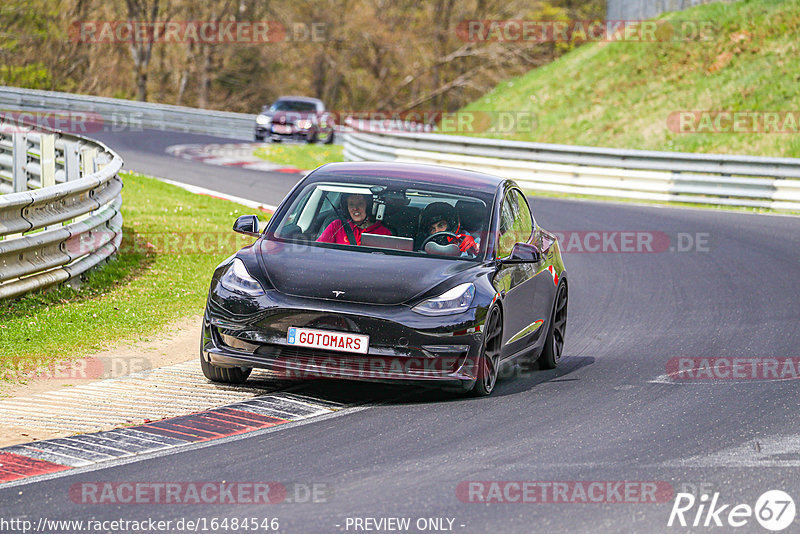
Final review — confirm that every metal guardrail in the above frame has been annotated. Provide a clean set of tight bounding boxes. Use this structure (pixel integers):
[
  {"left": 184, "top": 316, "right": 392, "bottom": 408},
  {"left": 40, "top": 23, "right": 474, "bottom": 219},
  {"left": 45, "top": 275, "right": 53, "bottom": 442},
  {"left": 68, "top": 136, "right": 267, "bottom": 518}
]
[
  {"left": 606, "top": 0, "right": 723, "bottom": 20},
  {"left": 0, "top": 119, "right": 123, "bottom": 300},
  {"left": 343, "top": 124, "right": 800, "bottom": 211},
  {"left": 5, "top": 86, "right": 799, "bottom": 211},
  {"left": 0, "top": 86, "right": 254, "bottom": 140}
]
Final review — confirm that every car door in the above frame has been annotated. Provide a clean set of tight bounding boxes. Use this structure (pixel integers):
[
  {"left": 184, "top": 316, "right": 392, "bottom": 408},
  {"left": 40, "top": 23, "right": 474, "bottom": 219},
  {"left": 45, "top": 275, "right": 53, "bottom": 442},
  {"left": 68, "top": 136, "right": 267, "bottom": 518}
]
[{"left": 493, "top": 189, "right": 552, "bottom": 359}]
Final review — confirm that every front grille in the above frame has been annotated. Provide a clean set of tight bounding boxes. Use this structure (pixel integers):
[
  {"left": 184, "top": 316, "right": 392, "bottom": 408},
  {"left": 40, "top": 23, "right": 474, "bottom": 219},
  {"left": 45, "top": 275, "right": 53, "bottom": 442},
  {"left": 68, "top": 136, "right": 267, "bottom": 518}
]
[
  {"left": 255, "top": 344, "right": 366, "bottom": 361},
  {"left": 253, "top": 344, "right": 463, "bottom": 377}
]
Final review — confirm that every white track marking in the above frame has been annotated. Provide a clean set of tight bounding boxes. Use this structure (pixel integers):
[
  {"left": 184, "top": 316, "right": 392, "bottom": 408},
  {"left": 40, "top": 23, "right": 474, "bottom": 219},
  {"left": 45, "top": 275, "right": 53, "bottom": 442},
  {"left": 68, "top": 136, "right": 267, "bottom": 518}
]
[
  {"left": 675, "top": 434, "right": 800, "bottom": 467},
  {"left": 166, "top": 142, "right": 312, "bottom": 175},
  {"left": 156, "top": 176, "right": 280, "bottom": 212}
]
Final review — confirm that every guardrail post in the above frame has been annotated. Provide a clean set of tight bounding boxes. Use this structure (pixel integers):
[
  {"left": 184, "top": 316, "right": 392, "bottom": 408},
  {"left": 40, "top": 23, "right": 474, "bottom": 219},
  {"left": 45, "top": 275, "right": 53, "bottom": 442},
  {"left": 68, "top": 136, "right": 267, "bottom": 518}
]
[
  {"left": 39, "top": 134, "right": 56, "bottom": 188},
  {"left": 12, "top": 132, "right": 27, "bottom": 192},
  {"left": 64, "top": 141, "right": 79, "bottom": 180},
  {"left": 81, "top": 146, "right": 97, "bottom": 176},
  {"left": 75, "top": 146, "right": 99, "bottom": 222}
]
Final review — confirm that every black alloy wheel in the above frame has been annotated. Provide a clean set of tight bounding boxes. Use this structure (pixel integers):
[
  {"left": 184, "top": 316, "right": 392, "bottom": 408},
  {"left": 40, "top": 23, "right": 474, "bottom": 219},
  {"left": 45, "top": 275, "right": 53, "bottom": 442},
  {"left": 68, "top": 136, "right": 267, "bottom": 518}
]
[{"left": 472, "top": 306, "right": 503, "bottom": 396}]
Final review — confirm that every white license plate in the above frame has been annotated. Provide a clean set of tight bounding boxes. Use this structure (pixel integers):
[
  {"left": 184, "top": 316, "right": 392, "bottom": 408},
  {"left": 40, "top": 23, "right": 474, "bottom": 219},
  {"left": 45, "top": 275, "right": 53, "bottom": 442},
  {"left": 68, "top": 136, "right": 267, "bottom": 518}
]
[
  {"left": 287, "top": 327, "right": 369, "bottom": 354},
  {"left": 272, "top": 125, "right": 292, "bottom": 134}
]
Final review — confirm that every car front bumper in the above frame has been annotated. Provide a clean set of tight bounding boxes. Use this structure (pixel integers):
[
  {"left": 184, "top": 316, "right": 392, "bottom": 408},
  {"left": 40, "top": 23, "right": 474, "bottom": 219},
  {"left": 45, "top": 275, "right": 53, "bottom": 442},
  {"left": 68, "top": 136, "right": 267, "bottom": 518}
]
[
  {"left": 255, "top": 125, "right": 315, "bottom": 141},
  {"left": 201, "top": 289, "right": 487, "bottom": 389}
]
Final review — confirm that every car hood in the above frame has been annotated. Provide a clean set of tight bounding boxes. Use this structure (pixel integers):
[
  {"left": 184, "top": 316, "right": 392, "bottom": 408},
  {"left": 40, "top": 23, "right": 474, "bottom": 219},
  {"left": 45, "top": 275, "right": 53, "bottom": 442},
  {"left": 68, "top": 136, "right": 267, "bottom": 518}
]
[
  {"left": 257, "top": 240, "right": 473, "bottom": 305},
  {"left": 267, "top": 110, "right": 316, "bottom": 122}
]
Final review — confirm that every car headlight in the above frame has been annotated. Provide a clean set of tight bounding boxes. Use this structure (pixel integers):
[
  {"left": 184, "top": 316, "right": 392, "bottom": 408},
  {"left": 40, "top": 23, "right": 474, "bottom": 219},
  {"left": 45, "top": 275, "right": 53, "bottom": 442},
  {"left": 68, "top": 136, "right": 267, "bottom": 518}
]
[
  {"left": 412, "top": 283, "right": 475, "bottom": 316},
  {"left": 256, "top": 114, "right": 272, "bottom": 125},
  {"left": 219, "top": 258, "right": 265, "bottom": 296},
  {"left": 296, "top": 119, "right": 313, "bottom": 129}
]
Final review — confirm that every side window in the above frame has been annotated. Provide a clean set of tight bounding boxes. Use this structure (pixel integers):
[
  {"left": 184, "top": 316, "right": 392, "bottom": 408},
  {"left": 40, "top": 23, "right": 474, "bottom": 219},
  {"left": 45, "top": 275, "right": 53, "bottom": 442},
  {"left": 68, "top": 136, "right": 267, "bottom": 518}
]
[
  {"left": 276, "top": 188, "right": 313, "bottom": 236},
  {"left": 497, "top": 193, "right": 518, "bottom": 257},
  {"left": 512, "top": 190, "right": 533, "bottom": 244},
  {"left": 496, "top": 190, "right": 533, "bottom": 258}
]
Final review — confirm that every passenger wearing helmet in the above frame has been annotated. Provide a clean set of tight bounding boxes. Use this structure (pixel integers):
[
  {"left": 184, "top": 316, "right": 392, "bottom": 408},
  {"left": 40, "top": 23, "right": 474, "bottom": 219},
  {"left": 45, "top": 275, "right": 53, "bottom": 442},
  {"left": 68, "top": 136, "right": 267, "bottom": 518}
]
[
  {"left": 317, "top": 193, "right": 391, "bottom": 245},
  {"left": 418, "top": 202, "right": 480, "bottom": 255}
]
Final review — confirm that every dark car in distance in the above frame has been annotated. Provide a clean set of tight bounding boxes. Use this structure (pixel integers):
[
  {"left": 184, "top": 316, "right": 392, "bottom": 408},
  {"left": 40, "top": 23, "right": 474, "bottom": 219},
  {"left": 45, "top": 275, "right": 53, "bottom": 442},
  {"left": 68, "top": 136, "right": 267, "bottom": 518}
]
[
  {"left": 201, "top": 162, "right": 568, "bottom": 396},
  {"left": 254, "top": 96, "right": 335, "bottom": 144}
]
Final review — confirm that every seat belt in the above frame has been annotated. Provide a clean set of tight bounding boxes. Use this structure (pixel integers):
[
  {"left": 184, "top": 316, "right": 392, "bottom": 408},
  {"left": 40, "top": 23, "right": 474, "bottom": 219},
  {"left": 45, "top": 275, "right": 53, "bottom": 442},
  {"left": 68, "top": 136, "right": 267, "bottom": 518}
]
[{"left": 340, "top": 218, "right": 358, "bottom": 246}]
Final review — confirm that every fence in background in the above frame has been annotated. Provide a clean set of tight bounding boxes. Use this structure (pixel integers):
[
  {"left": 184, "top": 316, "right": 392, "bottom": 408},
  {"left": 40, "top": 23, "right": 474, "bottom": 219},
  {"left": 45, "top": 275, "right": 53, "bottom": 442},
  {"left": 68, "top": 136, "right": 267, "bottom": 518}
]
[
  {"left": 606, "top": 0, "right": 726, "bottom": 20},
  {"left": 0, "top": 86, "right": 254, "bottom": 140},
  {"left": 343, "top": 123, "right": 800, "bottom": 211}
]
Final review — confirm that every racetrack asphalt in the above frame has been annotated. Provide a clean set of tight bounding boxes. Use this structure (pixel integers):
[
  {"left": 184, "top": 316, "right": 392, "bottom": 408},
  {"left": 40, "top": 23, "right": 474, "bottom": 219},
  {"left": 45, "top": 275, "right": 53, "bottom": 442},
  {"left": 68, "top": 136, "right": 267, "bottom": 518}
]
[
  {"left": 3, "top": 129, "right": 800, "bottom": 533},
  {"left": 89, "top": 129, "right": 298, "bottom": 204}
]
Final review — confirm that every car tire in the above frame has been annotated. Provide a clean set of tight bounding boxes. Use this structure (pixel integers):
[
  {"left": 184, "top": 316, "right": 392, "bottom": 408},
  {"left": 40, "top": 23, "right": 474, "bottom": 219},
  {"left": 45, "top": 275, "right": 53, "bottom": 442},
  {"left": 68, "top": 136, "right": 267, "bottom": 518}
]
[
  {"left": 306, "top": 132, "right": 318, "bottom": 144},
  {"left": 470, "top": 306, "right": 503, "bottom": 397},
  {"left": 255, "top": 134, "right": 264, "bottom": 142},
  {"left": 324, "top": 131, "right": 335, "bottom": 144},
  {"left": 200, "top": 351, "right": 252, "bottom": 384},
  {"left": 538, "top": 281, "right": 568, "bottom": 370}
]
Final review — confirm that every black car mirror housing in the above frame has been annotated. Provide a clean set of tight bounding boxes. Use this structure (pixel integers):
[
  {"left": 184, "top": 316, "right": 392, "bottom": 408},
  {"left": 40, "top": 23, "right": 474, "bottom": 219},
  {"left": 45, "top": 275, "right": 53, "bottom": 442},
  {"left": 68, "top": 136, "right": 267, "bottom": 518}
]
[
  {"left": 500, "top": 242, "right": 542, "bottom": 264},
  {"left": 233, "top": 215, "right": 260, "bottom": 237}
]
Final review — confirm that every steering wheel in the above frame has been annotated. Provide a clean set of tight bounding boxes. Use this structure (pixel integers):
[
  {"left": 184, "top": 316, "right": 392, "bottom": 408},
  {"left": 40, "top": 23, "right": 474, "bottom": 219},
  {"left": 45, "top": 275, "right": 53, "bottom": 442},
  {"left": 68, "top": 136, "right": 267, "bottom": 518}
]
[{"left": 421, "top": 231, "right": 460, "bottom": 250}]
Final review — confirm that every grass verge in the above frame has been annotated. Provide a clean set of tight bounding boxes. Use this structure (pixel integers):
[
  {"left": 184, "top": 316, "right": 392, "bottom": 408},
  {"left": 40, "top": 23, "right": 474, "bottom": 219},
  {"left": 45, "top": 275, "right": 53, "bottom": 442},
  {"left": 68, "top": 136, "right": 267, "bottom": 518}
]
[
  {"left": 254, "top": 143, "right": 344, "bottom": 170},
  {"left": 456, "top": 0, "right": 800, "bottom": 158},
  {"left": 0, "top": 171, "right": 269, "bottom": 384}
]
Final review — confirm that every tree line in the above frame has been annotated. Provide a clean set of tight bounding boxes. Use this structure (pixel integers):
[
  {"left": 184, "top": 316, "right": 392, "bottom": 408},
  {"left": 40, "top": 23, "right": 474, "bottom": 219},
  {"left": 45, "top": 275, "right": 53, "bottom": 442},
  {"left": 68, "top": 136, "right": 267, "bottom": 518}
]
[{"left": 1, "top": 0, "right": 603, "bottom": 115}]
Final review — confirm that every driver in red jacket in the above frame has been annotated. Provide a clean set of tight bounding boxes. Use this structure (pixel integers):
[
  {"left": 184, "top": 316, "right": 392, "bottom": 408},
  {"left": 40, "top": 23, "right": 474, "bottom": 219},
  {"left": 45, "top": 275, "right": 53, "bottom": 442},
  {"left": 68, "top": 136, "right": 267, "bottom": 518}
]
[
  {"left": 418, "top": 202, "right": 479, "bottom": 255},
  {"left": 317, "top": 193, "right": 391, "bottom": 245}
]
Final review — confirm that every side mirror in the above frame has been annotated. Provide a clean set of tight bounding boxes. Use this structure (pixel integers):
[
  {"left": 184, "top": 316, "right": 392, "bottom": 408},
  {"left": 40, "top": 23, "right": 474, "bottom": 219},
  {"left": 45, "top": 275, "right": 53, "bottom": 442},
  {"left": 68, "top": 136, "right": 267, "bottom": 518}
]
[
  {"left": 502, "top": 242, "right": 541, "bottom": 264},
  {"left": 233, "top": 215, "right": 260, "bottom": 237}
]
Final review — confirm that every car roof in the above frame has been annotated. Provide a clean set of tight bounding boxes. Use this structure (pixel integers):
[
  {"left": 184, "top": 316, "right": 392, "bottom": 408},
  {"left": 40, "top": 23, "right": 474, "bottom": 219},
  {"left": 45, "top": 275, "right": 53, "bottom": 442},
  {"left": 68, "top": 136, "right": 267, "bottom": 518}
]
[
  {"left": 306, "top": 162, "right": 505, "bottom": 194},
  {"left": 274, "top": 95, "right": 323, "bottom": 104}
]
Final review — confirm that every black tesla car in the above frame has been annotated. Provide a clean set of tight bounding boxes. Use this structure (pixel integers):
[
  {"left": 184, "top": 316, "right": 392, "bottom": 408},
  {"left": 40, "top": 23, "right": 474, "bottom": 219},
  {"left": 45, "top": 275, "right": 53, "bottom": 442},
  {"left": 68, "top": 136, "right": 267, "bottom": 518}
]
[{"left": 201, "top": 162, "right": 567, "bottom": 396}]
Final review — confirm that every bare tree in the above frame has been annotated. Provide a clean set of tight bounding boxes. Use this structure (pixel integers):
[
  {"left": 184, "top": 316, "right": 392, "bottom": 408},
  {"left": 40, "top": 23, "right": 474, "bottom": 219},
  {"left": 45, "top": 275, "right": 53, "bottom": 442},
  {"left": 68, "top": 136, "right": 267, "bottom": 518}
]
[
  {"left": 4, "top": 0, "right": 606, "bottom": 112},
  {"left": 124, "top": 0, "right": 163, "bottom": 101}
]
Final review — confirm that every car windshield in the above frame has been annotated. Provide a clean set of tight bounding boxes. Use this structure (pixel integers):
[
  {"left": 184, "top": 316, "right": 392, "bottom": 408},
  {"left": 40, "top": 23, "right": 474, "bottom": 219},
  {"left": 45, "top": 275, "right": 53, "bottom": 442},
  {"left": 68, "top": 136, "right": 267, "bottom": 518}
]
[
  {"left": 269, "top": 100, "right": 318, "bottom": 112},
  {"left": 269, "top": 177, "right": 492, "bottom": 261}
]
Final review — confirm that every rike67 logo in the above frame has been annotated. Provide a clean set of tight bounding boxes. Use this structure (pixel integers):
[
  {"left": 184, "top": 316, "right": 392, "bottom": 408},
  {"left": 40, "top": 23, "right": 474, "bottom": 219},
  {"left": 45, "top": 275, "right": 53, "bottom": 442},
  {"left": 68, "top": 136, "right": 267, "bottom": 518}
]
[{"left": 668, "top": 490, "right": 796, "bottom": 531}]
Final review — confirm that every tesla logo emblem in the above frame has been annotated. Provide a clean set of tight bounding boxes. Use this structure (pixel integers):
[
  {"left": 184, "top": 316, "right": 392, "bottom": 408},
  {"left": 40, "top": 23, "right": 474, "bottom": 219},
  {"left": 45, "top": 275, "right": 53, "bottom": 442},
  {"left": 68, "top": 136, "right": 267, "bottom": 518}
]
[{"left": 332, "top": 291, "right": 345, "bottom": 298}]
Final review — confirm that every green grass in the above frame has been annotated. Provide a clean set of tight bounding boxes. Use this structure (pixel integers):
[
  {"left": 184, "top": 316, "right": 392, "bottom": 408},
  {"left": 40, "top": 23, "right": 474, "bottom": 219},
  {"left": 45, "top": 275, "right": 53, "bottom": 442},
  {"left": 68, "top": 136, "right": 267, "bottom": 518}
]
[
  {"left": 455, "top": 0, "right": 800, "bottom": 158},
  {"left": 0, "top": 172, "right": 269, "bottom": 383},
  {"left": 254, "top": 143, "right": 344, "bottom": 170}
]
